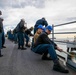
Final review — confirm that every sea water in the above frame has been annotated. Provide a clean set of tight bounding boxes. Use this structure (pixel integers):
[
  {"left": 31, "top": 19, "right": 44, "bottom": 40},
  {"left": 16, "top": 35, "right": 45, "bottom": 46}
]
[{"left": 55, "top": 42, "right": 67, "bottom": 58}]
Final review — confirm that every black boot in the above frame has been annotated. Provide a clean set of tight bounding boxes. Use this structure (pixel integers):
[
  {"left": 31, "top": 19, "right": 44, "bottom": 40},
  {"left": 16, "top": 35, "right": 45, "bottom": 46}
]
[
  {"left": 18, "top": 45, "right": 21, "bottom": 49},
  {"left": 42, "top": 56, "right": 52, "bottom": 60},
  {"left": 26, "top": 43, "right": 30, "bottom": 47},
  {"left": 26, "top": 44, "right": 30, "bottom": 47},
  {"left": 21, "top": 46, "right": 27, "bottom": 50},
  {"left": 18, "top": 47, "right": 21, "bottom": 49},
  {"left": 42, "top": 51, "right": 52, "bottom": 60},
  {"left": 2, "top": 45, "right": 6, "bottom": 48},
  {"left": 0, "top": 55, "right": 3, "bottom": 57},
  {"left": 0, "top": 49, "right": 3, "bottom": 57},
  {"left": 53, "top": 60, "right": 69, "bottom": 73}
]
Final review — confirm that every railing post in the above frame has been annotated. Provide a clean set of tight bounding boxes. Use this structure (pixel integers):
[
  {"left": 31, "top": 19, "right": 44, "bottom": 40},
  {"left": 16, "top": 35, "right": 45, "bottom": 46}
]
[{"left": 52, "top": 24, "right": 54, "bottom": 42}]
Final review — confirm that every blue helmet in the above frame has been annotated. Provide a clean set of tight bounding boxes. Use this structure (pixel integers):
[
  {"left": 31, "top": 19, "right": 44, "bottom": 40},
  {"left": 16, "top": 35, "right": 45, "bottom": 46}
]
[
  {"left": 42, "top": 27, "right": 45, "bottom": 31},
  {"left": 37, "top": 25, "right": 44, "bottom": 29},
  {"left": 46, "top": 25, "right": 53, "bottom": 31}
]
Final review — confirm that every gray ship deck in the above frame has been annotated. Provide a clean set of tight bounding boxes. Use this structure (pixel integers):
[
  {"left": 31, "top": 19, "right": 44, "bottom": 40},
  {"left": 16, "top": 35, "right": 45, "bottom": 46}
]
[{"left": 0, "top": 39, "right": 76, "bottom": 75}]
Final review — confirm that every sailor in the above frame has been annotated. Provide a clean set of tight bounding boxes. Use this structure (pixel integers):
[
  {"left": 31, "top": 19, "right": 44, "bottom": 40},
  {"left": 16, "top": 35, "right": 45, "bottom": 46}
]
[
  {"left": 13, "top": 28, "right": 18, "bottom": 44},
  {"left": 7, "top": 30, "right": 14, "bottom": 41},
  {"left": 34, "top": 17, "right": 48, "bottom": 34},
  {"left": 32, "top": 25, "right": 69, "bottom": 73},
  {"left": 0, "top": 10, "right": 3, "bottom": 57},
  {"left": 16, "top": 19, "right": 26, "bottom": 50},
  {"left": 24, "top": 27, "right": 34, "bottom": 47}
]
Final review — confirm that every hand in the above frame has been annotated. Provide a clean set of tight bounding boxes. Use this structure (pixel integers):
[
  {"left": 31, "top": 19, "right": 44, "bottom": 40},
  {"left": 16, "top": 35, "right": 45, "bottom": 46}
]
[
  {"left": 57, "top": 46, "right": 63, "bottom": 52},
  {"left": 58, "top": 48, "right": 63, "bottom": 52}
]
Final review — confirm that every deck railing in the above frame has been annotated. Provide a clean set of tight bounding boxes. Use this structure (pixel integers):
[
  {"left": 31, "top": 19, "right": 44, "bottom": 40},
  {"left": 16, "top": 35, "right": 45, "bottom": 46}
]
[
  {"left": 51, "top": 21, "right": 76, "bottom": 69},
  {"left": 51, "top": 20, "right": 76, "bottom": 53},
  {"left": 51, "top": 21, "right": 76, "bottom": 44}
]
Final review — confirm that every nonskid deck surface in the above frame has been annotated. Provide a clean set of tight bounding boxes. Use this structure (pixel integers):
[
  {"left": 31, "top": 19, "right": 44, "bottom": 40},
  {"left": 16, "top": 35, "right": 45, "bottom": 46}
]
[{"left": 0, "top": 39, "right": 76, "bottom": 75}]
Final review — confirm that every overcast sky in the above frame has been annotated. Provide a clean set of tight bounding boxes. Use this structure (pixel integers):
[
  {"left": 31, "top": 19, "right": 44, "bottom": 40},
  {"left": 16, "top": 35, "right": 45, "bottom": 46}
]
[{"left": 0, "top": 0, "right": 76, "bottom": 37}]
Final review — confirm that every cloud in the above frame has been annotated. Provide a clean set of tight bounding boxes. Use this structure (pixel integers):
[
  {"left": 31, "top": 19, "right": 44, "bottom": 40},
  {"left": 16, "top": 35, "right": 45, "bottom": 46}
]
[
  {"left": 0, "top": 0, "right": 76, "bottom": 34},
  {"left": 44, "top": 0, "right": 76, "bottom": 24},
  {"left": 0, "top": 0, "right": 45, "bottom": 8}
]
